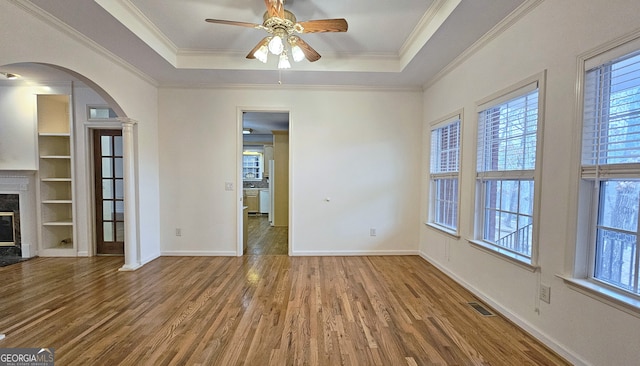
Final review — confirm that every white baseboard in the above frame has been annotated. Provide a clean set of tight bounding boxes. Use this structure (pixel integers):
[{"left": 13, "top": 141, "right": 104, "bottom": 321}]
[
  {"left": 118, "top": 262, "right": 143, "bottom": 272},
  {"left": 141, "top": 252, "right": 161, "bottom": 265},
  {"left": 418, "top": 251, "right": 587, "bottom": 366},
  {"left": 77, "top": 251, "right": 89, "bottom": 257},
  {"left": 160, "top": 250, "right": 237, "bottom": 257},
  {"left": 291, "top": 249, "right": 419, "bottom": 256}
]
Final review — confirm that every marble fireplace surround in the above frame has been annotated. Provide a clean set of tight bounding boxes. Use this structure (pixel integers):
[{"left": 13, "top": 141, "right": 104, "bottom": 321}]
[{"left": 0, "top": 171, "right": 37, "bottom": 258}]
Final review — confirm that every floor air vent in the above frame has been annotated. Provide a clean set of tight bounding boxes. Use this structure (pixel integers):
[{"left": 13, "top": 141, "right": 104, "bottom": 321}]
[{"left": 468, "top": 302, "right": 495, "bottom": 316}]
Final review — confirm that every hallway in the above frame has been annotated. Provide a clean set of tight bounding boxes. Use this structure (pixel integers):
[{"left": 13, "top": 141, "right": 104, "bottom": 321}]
[{"left": 246, "top": 215, "right": 287, "bottom": 255}]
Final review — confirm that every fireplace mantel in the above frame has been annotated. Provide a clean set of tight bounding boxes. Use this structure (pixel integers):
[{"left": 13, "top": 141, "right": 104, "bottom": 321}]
[{"left": 0, "top": 171, "right": 35, "bottom": 189}]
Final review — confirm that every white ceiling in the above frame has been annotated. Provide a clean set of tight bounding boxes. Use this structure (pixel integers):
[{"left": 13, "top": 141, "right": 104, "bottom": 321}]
[{"left": 9, "top": 0, "right": 526, "bottom": 89}]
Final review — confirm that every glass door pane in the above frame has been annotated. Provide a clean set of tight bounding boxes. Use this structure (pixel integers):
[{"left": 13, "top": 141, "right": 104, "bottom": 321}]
[{"left": 94, "top": 129, "right": 125, "bottom": 255}]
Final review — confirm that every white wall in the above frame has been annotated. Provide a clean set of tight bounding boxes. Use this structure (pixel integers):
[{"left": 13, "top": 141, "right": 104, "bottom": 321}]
[
  {"left": 0, "top": 1, "right": 161, "bottom": 262},
  {"left": 420, "top": 1, "right": 640, "bottom": 365},
  {"left": 0, "top": 85, "right": 38, "bottom": 170},
  {"left": 158, "top": 87, "right": 423, "bottom": 255}
]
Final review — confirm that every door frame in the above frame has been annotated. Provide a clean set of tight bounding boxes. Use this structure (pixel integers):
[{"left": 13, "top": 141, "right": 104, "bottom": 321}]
[{"left": 236, "top": 106, "right": 292, "bottom": 256}]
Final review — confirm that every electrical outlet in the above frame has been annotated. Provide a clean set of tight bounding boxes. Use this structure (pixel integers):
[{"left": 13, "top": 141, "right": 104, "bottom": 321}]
[
  {"left": 225, "top": 182, "right": 233, "bottom": 191},
  {"left": 540, "top": 284, "right": 551, "bottom": 304},
  {"left": 370, "top": 228, "right": 376, "bottom": 236},
  {"left": 175, "top": 228, "right": 182, "bottom": 237}
]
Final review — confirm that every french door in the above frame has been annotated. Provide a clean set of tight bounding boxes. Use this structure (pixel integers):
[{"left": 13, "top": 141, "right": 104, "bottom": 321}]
[{"left": 94, "top": 130, "right": 124, "bottom": 255}]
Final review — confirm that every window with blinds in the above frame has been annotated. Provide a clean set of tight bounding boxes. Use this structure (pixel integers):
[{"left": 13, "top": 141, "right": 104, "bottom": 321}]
[
  {"left": 429, "top": 117, "right": 460, "bottom": 231},
  {"left": 475, "top": 81, "right": 540, "bottom": 261},
  {"left": 581, "top": 50, "right": 640, "bottom": 296},
  {"left": 477, "top": 84, "right": 539, "bottom": 174},
  {"left": 582, "top": 51, "right": 640, "bottom": 170}
]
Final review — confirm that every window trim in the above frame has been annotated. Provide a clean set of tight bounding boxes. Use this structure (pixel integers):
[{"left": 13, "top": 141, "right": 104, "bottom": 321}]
[
  {"left": 568, "top": 30, "right": 640, "bottom": 313},
  {"left": 471, "top": 71, "right": 547, "bottom": 267},
  {"left": 427, "top": 110, "right": 463, "bottom": 236}
]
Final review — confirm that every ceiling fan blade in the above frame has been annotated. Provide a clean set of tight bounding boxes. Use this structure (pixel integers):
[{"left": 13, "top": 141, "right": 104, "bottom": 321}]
[
  {"left": 264, "top": 0, "right": 285, "bottom": 18},
  {"left": 293, "top": 37, "right": 321, "bottom": 62},
  {"left": 246, "top": 37, "right": 270, "bottom": 59},
  {"left": 205, "top": 19, "right": 262, "bottom": 29},
  {"left": 297, "top": 19, "right": 348, "bottom": 33}
]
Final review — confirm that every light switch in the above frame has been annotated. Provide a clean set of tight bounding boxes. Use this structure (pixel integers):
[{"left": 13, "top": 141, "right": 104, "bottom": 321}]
[{"left": 225, "top": 182, "right": 233, "bottom": 191}]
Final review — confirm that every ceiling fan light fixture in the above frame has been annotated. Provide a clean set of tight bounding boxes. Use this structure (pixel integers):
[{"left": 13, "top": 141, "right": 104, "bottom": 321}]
[
  {"left": 206, "top": 1, "right": 348, "bottom": 69},
  {"left": 278, "top": 52, "right": 291, "bottom": 69},
  {"left": 268, "top": 35, "right": 284, "bottom": 55},
  {"left": 254, "top": 44, "right": 269, "bottom": 63},
  {"left": 290, "top": 43, "right": 305, "bottom": 62}
]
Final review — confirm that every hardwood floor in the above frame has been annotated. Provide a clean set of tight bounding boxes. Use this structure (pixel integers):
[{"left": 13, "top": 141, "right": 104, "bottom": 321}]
[
  {"left": 246, "top": 215, "right": 287, "bottom": 255},
  {"left": 0, "top": 255, "right": 568, "bottom": 365}
]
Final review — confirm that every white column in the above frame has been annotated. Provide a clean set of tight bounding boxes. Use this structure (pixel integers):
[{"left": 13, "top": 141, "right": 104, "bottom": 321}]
[{"left": 118, "top": 118, "right": 141, "bottom": 271}]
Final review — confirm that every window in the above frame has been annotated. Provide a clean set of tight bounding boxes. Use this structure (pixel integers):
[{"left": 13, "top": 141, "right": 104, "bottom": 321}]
[
  {"left": 243, "top": 149, "right": 264, "bottom": 181},
  {"left": 581, "top": 50, "right": 640, "bottom": 297},
  {"left": 474, "top": 78, "right": 543, "bottom": 264},
  {"left": 88, "top": 106, "right": 117, "bottom": 120},
  {"left": 429, "top": 116, "right": 461, "bottom": 232}
]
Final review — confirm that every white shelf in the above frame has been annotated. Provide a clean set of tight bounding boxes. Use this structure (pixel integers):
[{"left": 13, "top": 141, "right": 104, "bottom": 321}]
[
  {"left": 43, "top": 219, "right": 73, "bottom": 226},
  {"left": 41, "top": 178, "right": 72, "bottom": 182},
  {"left": 40, "top": 155, "right": 71, "bottom": 159},
  {"left": 38, "top": 132, "right": 70, "bottom": 137}
]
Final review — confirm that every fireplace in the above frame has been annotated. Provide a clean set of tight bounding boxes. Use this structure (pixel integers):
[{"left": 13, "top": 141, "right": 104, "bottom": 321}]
[
  {"left": 0, "top": 194, "right": 20, "bottom": 257},
  {"left": 0, "top": 172, "right": 36, "bottom": 258},
  {"left": 0, "top": 212, "right": 15, "bottom": 246}
]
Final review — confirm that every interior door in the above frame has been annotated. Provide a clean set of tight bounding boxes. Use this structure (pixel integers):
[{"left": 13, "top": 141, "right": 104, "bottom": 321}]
[{"left": 94, "top": 129, "right": 124, "bottom": 255}]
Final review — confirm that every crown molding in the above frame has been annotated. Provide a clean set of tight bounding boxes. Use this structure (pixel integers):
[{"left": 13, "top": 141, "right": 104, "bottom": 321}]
[
  {"left": 422, "top": 0, "right": 545, "bottom": 90},
  {"left": 94, "top": 0, "right": 178, "bottom": 65},
  {"left": 176, "top": 48, "right": 401, "bottom": 73},
  {"left": 8, "top": 0, "right": 158, "bottom": 87},
  {"left": 159, "top": 82, "right": 422, "bottom": 93},
  {"left": 399, "top": 0, "right": 462, "bottom": 69}
]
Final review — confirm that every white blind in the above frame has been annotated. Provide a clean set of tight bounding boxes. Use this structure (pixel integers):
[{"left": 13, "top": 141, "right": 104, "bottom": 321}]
[
  {"left": 477, "top": 89, "right": 539, "bottom": 173},
  {"left": 582, "top": 51, "right": 640, "bottom": 168},
  {"left": 430, "top": 118, "right": 460, "bottom": 174}
]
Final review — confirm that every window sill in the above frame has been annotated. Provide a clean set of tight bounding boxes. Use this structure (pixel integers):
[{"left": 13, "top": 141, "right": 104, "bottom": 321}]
[
  {"left": 425, "top": 222, "right": 460, "bottom": 239},
  {"left": 558, "top": 276, "right": 640, "bottom": 318},
  {"left": 468, "top": 239, "right": 538, "bottom": 272}
]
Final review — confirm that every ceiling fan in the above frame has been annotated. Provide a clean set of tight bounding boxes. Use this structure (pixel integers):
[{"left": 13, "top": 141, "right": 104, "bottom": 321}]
[{"left": 205, "top": 0, "right": 348, "bottom": 69}]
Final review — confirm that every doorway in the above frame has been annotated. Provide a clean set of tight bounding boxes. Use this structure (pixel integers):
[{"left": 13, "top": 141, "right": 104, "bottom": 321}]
[
  {"left": 94, "top": 129, "right": 124, "bottom": 255},
  {"left": 241, "top": 111, "right": 289, "bottom": 255}
]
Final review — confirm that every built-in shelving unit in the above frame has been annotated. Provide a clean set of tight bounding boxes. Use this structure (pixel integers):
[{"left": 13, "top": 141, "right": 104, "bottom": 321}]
[{"left": 36, "top": 94, "right": 76, "bottom": 256}]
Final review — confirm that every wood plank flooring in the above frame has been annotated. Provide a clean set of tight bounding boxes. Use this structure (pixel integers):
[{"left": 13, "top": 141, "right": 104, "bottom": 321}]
[
  {"left": 0, "top": 256, "right": 569, "bottom": 365},
  {"left": 246, "top": 215, "right": 287, "bottom": 255}
]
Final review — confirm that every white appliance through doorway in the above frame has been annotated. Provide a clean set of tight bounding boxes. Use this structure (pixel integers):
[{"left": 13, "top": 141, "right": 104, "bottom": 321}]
[{"left": 259, "top": 188, "right": 270, "bottom": 214}]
